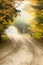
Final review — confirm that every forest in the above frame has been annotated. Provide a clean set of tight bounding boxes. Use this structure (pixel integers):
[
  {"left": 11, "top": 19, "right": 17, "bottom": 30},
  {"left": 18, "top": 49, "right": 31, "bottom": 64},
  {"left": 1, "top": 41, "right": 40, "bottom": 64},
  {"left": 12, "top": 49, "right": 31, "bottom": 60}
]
[{"left": 0, "top": 0, "right": 43, "bottom": 43}]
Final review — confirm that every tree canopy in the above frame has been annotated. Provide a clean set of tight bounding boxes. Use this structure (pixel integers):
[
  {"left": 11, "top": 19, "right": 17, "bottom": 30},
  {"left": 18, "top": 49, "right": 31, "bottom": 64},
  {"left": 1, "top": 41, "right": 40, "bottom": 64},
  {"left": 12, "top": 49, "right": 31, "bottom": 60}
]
[
  {"left": 30, "top": 1, "right": 43, "bottom": 38},
  {"left": 0, "top": 0, "right": 18, "bottom": 42}
]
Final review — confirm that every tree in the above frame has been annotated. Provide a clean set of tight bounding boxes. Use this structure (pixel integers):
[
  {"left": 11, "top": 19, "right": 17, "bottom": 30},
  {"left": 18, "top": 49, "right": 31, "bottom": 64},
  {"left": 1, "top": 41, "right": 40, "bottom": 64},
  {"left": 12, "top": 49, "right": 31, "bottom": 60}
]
[
  {"left": 30, "top": 0, "right": 43, "bottom": 38},
  {"left": 0, "top": 0, "right": 18, "bottom": 42}
]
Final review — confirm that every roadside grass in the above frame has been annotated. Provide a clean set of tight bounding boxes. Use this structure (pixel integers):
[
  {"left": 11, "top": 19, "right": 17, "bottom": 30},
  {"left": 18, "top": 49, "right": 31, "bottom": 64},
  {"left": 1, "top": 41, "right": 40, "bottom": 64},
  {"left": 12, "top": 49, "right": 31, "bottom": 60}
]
[{"left": 0, "top": 35, "right": 9, "bottom": 47}]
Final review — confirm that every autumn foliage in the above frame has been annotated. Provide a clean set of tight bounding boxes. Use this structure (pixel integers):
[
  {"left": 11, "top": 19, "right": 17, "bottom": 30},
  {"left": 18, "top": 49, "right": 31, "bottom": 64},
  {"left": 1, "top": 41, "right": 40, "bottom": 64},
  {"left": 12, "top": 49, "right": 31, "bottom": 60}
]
[
  {"left": 0, "top": 0, "right": 17, "bottom": 42},
  {"left": 29, "top": 0, "right": 43, "bottom": 38}
]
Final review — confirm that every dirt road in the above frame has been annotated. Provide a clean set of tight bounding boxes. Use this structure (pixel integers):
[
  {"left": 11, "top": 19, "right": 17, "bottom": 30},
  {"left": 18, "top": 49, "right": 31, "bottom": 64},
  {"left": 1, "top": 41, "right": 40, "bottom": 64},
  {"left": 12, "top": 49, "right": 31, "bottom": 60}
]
[{"left": 0, "top": 34, "right": 43, "bottom": 65}]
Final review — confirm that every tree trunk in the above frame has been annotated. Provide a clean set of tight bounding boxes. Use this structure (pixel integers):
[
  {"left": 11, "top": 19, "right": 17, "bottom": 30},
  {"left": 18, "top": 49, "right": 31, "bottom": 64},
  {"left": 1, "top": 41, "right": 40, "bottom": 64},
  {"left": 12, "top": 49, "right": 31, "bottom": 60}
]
[
  {"left": 0, "top": 34, "right": 2, "bottom": 43},
  {"left": 0, "top": 33, "right": 2, "bottom": 43}
]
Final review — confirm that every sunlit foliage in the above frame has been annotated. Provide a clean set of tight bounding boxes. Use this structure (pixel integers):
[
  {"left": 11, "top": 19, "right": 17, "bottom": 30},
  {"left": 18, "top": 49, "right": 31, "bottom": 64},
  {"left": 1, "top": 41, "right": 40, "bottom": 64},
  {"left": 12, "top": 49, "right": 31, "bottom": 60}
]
[
  {"left": 29, "top": 0, "right": 43, "bottom": 38},
  {"left": 23, "top": 0, "right": 43, "bottom": 38},
  {"left": 0, "top": 0, "right": 18, "bottom": 42}
]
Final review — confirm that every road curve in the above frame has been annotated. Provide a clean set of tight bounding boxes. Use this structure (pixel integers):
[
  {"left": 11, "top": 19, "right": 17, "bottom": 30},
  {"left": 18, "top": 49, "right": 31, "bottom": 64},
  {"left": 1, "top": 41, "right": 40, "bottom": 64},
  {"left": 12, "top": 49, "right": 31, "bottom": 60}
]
[{"left": 0, "top": 34, "right": 43, "bottom": 65}]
